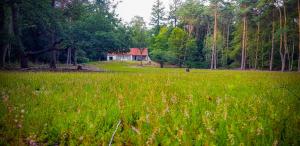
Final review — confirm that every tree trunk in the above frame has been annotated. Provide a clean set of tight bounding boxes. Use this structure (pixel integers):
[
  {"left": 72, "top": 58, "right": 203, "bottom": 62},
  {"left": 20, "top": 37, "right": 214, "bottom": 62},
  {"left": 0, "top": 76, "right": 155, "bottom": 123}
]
[
  {"left": 255, "top": 23, "right": 260, "bottom": 69},
  {"left": 282, "top": 5, "right": 288, "bottom": 71},
  {"left": 7, "top": 44, "right": 11, "bottom": 64},
  {"left": 1, "top": 45, "right": 8, "bottom": 68},
  {"left": 139, "top": 48, "right": 145, "bottom": 66},
  {"left": 0, "top": 3, "right": 6, "bottom": 68},
  {"left": 66, "top": 47, "right": 71, "bottom": 65},
  {"left": 241, "top": 15, "right": 246, "bottom": 70},
  {"left": 160, "top": 62, "right": 164, "bottom": 68},
  {"left": 277, "top": 7, "right": 284, "bottom": 71},
  {"left": 50, "top": 0, "right": 56, "bottom": 69},
  {"left": 298, "top": 0, "right": 300, "bottom": 71},
  {"left": 290, "top": 41, "right": 294, "bottom": 71},
  {"left": 73, "top": 48, "right": 77, "bottom": 66},
  {"left": 49, "top": 32, "right": 57, "bottom": 69},
  {"left": 270, "top": 10, "right": 275, "bottom": 71},
  {"left": 11, "top": 2, "right": 28, "bottom": 68},
  {"left": 225, "top": 21, "right": 230, "bottom": 66},
  {"left": 244, "top": 18, "right": 248, "bottom": 69},
  {"left": 261, "top": 39, "right": 264, "bottom": 69},
  {"left": 211, "top": 4, "right": 217, "bottom": 69}
]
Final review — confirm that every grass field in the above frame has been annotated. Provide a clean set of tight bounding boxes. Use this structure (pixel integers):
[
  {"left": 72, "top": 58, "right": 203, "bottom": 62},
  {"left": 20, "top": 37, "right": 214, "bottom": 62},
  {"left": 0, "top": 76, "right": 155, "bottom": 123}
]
[{"left": 0, "top": 61, "right": 300, "bottom": 145}]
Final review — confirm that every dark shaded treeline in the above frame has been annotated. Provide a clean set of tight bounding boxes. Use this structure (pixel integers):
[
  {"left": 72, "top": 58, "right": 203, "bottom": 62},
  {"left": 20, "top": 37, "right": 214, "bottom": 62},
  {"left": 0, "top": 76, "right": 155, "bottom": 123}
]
[{"left": 0, "top": 0, "right": 132, "bottom": 69}]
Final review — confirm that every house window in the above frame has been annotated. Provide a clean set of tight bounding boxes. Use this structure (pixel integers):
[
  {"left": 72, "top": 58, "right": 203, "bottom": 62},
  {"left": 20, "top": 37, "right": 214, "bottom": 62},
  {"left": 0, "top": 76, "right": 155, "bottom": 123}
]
[{"left": 109, "top": 57, "right": 113, "bottom": 60}]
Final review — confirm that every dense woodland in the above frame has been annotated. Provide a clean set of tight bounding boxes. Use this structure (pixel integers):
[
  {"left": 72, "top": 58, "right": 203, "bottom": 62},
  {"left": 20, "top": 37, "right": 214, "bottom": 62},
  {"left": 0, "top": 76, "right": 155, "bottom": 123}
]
[{"left": 0, "top": 0, "right": 299, "bottom": 71}]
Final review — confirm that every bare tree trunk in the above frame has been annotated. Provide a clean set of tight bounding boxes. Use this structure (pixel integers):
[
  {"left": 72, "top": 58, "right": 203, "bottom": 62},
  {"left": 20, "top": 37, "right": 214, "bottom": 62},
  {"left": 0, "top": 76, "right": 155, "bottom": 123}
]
[
  {"left": 255, "top": 23, "right": 260, "bottom": 70},
  {"left": 298, "top": 0, "right": 300, "bottom": 71},
  {"left": 7, "top": 44, "right": 11, "bottom": 65},
  {"left": 1, "top": 45, "right": 8, "bottom": 68},
  {"left": 211, "top": 5, "right": 217, "bottom": 69},
  {"left": 225, "top": 21, "right": 230, "bottom": 66},
  {"left": 290, "top": 41, "right": 294, "bottom": 71},
  {"left": 241, "top": 15, "right": 246, "bottom": 70},
  {"left": 66, "top": 47, "right": 71, "bottom": 64},
  {"left": 282, "top": 4, "right": 288, "bottom": 71},
  {"left": 277, "top": 7, "right": 284, "bottom": 71},
  {"left": 244, "top": 18, "right": 248, "bottom": 69},
  {"left": 261, "top": 39, "right": 264, "bottom": 69},
  {"left": 139, "top": 48, "right": 146, "bottom": 66},
  {"left": 270, "top": 10, "right": 275, "bottom": 71}
]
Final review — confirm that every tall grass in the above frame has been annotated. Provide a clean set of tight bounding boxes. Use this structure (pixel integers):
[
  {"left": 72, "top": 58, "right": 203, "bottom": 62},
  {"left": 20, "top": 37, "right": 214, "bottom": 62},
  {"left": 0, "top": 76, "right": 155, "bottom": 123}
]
[{"left": 0, "top": 61, "right": 299, "bottom": 145}]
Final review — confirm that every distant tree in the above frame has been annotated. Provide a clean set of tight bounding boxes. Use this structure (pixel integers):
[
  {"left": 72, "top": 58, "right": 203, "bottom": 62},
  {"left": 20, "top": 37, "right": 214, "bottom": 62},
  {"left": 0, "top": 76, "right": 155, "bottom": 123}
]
[
  {"left": 150, "top": 27, "right": 171, "bottom": 68},
  {"left": 130, "top": 16, "right": 148, "bottom": 65},
  {"left": 150, "top": 0, "right": 166, "bottom": 34},
  {"left": 168, "top": 27, "right": 196, "bottom": 67},
  {"left": 209, "top": 0, "right": 223, "bottom": 69},
  {"left": 168, "top": 0, "right": 182, "bottom": 27}
]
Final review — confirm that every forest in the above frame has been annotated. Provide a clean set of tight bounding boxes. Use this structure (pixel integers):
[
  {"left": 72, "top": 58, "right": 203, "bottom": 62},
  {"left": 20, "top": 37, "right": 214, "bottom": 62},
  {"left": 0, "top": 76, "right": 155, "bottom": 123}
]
[{"left": 0, "top": 0, "right": 299, "bottom": 71}]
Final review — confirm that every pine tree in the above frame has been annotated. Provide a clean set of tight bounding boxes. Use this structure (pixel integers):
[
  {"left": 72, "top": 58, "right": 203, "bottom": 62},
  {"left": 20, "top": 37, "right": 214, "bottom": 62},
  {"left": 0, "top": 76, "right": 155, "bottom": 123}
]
[{"left": 150, "top": 0, "right": 166, "bottom": 34}]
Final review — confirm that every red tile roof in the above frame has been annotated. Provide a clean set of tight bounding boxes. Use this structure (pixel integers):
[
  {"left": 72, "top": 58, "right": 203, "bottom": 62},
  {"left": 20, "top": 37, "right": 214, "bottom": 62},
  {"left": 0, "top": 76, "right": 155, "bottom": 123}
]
[{"left": 130, "top": 48, "right": 148, "bottom": 56}]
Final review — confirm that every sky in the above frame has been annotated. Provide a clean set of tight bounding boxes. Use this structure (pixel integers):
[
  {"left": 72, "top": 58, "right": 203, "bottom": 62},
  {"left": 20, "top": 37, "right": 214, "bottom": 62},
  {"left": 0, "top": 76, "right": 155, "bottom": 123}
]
[{"left": 115, "top": 0, "right": 171, "bottom": 25}]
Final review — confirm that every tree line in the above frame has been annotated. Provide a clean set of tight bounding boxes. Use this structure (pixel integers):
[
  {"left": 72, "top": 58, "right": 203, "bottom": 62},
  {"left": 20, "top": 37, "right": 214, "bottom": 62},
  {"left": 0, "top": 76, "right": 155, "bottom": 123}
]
[
  {"left": 1, "top": 0, "right": 299, "bottom": 72},
  {"left": 0, "top": 0, "right": 132, "bottom": 69},
  {"left": 149, "top": 0, "right": 300, "bottom": 71}
]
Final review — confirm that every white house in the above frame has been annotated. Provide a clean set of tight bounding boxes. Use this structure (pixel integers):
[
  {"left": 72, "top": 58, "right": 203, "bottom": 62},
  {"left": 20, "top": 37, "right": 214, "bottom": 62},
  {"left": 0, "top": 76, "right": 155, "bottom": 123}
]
[{"left": 107, "top": 48, "right": 150, "bottom": 61}]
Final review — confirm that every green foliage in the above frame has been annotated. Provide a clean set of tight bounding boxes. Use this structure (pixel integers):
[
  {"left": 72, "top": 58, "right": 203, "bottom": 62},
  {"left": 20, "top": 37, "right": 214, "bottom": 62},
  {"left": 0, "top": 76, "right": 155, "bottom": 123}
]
[
  {"left": 150, "top": 0, "right": 166, "bottom": 34},
  {"left": 150, "top": 27, "right": 171, "bottom": 67},
  {"left": 168, "top": 27, "right": 196, "bottom": 67},
  {"left": 130, "top": 16, "right": 148, "bottom": 49}
]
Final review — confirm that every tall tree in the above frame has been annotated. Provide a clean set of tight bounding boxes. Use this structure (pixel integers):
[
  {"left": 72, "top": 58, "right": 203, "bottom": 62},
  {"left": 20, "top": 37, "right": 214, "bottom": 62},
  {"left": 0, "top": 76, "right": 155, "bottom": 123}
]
[
  {"left": 298, "top": 0, "right": 300, "bottom": 71},
  {"left": 150, "top": 0, "right": 166, "bottom": 34},
  {"left": 270, "top": 8, "right": 275, "bottom": 71},
  {"left": 168, "top": 0, "right": 182, "bottom": 27},
  {"left": 210, "top": 0, "right": 221, "bottom": 69},
  {"left": 11, "top": 1, "right": 28, "bottom": 68},
  {"left": 150, "top": 27, "right": 171, "bottom": 68},
  {"left": 130, "top": 16, "right": 148, "bottom": 65},
  {"left": 168, "top": 27, "right": 196, "bottom": 67}
]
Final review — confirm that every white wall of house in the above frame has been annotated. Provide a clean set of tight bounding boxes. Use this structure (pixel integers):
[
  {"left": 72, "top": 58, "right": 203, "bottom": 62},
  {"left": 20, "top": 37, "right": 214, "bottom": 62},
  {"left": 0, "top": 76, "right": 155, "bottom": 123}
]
[
  {"left": 107, "top": 55, "right": 132, "bottom": 61},
  {"left": 107, "top": 54, "right": 150, "bottom": 61}
]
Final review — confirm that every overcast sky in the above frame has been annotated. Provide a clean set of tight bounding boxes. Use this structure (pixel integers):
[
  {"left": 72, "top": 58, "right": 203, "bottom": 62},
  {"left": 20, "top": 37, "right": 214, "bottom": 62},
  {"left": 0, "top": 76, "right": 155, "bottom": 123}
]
[{"left": 115, "top": 0, "right": 171, "bottom": 26}]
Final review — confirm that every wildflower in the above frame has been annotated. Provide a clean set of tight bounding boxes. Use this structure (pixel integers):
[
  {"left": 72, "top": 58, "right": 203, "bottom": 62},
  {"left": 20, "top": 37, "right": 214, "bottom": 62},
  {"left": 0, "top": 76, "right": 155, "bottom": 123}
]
[
  {"left": 272, "top": 140, "right": 278, "bottom": 146},
  {"left": 228, "top": 133, "right": 235, "bottom": 145},
  {"left": 21, "top": 109, "right": 25, "bottom": 113},
  {"left": 131, "top": 126, "right": 141, "bottom": 135},
  {"left": 184, "top": 108, "right": 189, "bottom": 118},
  {"left": 2, "top": 95, "right": 8, "bottom": 102},
  {"left": 216, "top": 97, "right": 222, "bottom": 105},
  {"left": 79, "top": 136, "right": 84, "bottom": 141},
  {"left": 171, "top": 96, "right": 177, "bottom": 104}
]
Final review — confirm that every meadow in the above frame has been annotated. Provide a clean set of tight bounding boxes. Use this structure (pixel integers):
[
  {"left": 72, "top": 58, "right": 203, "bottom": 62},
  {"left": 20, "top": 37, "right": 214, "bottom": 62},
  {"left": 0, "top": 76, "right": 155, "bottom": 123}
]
[{"left": 0, "top": 61, "right": 300, "bottom": 145}]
